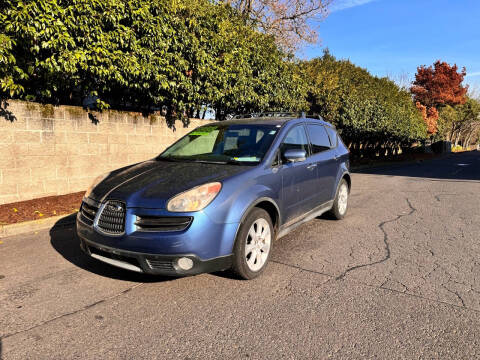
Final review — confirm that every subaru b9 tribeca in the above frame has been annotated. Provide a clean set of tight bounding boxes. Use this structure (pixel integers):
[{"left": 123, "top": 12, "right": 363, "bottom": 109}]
[{"left": 76, "top": 115, "right": 350, "bottom": 279}]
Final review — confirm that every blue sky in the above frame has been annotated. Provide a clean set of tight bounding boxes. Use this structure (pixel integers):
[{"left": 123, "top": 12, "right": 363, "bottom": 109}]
[{"left": 301, "top": 0, "right": 480, "bottom": 91}]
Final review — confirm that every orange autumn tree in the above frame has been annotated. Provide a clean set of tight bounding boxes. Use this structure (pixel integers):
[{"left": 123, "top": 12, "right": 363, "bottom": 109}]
[
  {"left": 411, "top": 61, "right": 468, "bottom": 135},
  {"left": 414, "top": 102, "right": 439, "bottom": 134}
]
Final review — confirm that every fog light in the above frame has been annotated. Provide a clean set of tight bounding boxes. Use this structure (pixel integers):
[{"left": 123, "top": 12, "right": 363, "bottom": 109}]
[{"left": 177, "top": 257, "right": 194, "bottom": 270}]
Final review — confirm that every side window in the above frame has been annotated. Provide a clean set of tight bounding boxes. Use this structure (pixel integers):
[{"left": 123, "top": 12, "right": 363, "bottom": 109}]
[
  {"left": 325, "top": 126, "right": 338, "bottom": 148},
  {"left": 280, "top": 125, "right": 309, "bottom": 160},
  {"left": 306, "top": 124, "right": 331, "bottom": 154}
]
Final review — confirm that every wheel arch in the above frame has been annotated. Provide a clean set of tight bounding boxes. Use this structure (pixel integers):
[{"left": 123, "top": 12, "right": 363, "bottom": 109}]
[
  {"left": 342, "top": 172, "right": 352, "bottom": 191},
  {"left": 239, "top": 197, "right": 281, "bottom": 234}
]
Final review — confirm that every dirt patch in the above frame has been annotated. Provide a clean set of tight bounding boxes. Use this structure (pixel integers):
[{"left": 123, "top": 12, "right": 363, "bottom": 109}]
[{"left": 0, "top": 192, "right": 84, "bottom": 225}]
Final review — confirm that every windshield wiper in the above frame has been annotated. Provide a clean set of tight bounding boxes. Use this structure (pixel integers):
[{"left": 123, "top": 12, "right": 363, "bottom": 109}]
[
  {"left": 158, "top": 156, "right": 187, "bottom": 162},
  {"left": 225, "top": 159, "right": 258, "bottom": 165},
  {"left": 189, "top": 159, "right": 246, "bottom": 165},
  {"left": 160, "top": 157, "right": 255, "bottom": 165},
  {"left": 191, "top": 160, "right": 229, "bottom": 164}
]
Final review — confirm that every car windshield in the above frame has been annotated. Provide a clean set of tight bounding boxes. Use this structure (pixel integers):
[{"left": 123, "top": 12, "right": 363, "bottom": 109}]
[{"left": 158, "top": 123, "right": 280, "bottom": 165}]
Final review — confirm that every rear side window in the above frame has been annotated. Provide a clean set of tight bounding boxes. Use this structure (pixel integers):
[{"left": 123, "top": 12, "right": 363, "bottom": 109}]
[
  {"left": 325, "top": 126, "right": 338, "bottom": 148},
  {"left": 280, "top": 125, "right": 309, "bottom": 154},
  {"left": 306, "top": 124, "right": 331, "bottom": 154}
]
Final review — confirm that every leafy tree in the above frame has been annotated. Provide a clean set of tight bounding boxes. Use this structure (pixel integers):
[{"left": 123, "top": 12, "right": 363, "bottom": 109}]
[
  {"left": 438, "top": 98, "right": 480, "bottom": 148},
  {"left": 0, "top": 33, "right": 24, "bottom": 99},
  {"left": 411, "top": 61, "right": 468, "bottom": 135}
]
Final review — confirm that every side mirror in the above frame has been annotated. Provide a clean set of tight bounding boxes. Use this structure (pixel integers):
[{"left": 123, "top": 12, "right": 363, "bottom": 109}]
[{"left": 283, "top": 149, "right": 306, "bottom": 163}]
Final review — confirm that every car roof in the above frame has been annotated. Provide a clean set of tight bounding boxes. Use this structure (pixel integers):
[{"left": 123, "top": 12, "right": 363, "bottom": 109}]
[{"left": 219, "top": 116, "right": 334, "bottom": 128}]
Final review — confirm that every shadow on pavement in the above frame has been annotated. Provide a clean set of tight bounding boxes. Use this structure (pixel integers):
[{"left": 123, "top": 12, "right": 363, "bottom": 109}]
[
  {"left": 49, "top": 214, "right": 170, "bottom": 283},
  {"left": 354, "top": 151, "right": 480, "bottom": 181}
]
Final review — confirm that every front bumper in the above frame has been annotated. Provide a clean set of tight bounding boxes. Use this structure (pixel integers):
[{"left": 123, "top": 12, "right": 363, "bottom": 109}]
[
  {"left": 79, "top": 237, "right": 232, "bottom": 276},
  {"left": 76, "top": 197, "right": 239, "bottom": 276}
]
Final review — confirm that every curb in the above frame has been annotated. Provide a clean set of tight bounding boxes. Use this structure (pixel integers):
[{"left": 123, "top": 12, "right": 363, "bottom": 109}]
[
  {"left": 0, "top": 212, "right": 77, "bottom": 238},
  {"left": 351, "top": 153, "right": 450, "bottom": 172},
  {"left": 351, "top": 159, "right": 426, "bottom": 172}
]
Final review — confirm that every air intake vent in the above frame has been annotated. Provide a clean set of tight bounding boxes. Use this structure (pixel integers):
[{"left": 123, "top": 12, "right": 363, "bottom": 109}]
[
  {"left": 145, "top": 258, "right": 175, "bottom": 272},
  {"left": 80, "top": 201, "right": 99, "bottom": 226},
  {"left": 97, "top": 200, "right": 126, "bottom": 235},
  {"left": 135, "top": 216, "right": 192, "bottom": 232}
]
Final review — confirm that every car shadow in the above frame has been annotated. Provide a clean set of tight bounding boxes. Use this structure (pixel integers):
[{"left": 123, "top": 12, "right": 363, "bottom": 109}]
[
  {"left": 49, "top": 214, "right": 170, "bottom": 283},
  {"left": 317, "top": 212, "right": 338, "bottom": 221},
  {"left": 353, "top": 151, "right": 480, "bottom": 181}
]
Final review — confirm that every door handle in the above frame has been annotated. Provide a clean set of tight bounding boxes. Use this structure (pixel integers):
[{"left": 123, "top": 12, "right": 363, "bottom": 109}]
[{"left": 307, "top": 164, "right": 317, "bottom": 170}]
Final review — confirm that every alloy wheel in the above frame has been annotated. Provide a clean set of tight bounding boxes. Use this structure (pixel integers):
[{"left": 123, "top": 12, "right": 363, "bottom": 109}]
[
  {"left": 338, "top": 183, "right": 349, "bottom": 215},
  {"left": 244, "top": 218, "right": 271, "bottom": 272}
]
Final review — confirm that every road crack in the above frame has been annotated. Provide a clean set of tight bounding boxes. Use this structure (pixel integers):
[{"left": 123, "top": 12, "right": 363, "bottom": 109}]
[
  {"left": 273, "top": 259, "right": 480, "bottom": 313},
  {"left": 441, "top": 283, "right": 466, "bottom": 307},
  {"left": 0, "top": 283, "right": 143, "bottom": 340},
  {"left": 271, "top": 260, "right": 335, "bottom": 279},
  {"left": 336, "top": 197, "right": 417, "bottom": 280}
]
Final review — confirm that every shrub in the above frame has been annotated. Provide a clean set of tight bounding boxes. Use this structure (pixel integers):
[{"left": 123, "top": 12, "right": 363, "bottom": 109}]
[{"left": 301, "top": 51, "right": 427, "bottom": 157}]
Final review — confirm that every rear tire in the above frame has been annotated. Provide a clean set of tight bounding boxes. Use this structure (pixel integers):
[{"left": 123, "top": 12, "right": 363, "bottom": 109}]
[
  {"left": 329, "top": 179, "right": 349, "bottom": 220},
  {"left": 231, "top": 208, "right": 273, "bottom": 280}
]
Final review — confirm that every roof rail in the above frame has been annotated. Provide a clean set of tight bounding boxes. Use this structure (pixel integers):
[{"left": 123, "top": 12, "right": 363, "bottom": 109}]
[
  {"left": 306, "top": 113, "right": 325, "bottom": 121},
  {"left": 230, "top": 112, "right": 301, "bottom": 119},
  {"left": 227, "top": 112, "right": 329, "bottom": 123}
]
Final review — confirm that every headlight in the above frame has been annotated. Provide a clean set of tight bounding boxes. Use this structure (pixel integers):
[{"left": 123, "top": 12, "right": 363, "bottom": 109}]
[
  {"left": 167, "top": 182, "right": 222, "bottom": 212},
  {"left": 84, "top": 172, "right": 110, "bottom": 198}
]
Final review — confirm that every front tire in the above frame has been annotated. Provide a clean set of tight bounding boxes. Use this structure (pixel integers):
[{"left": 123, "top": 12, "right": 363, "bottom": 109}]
[
  {"left": 232, "top": 208, "right": 273, "bottom": 280},
  {"left": 329, "top": 179, "right": 349, "bottom": 220}
]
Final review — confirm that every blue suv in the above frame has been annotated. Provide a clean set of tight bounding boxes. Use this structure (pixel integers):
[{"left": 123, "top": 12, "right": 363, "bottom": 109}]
[{"left": 76, "top": 115, "right": 350, "bottom": 279}]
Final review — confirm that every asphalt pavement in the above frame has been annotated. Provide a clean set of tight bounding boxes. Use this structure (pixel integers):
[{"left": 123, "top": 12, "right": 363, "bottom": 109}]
[{"left": 1, "top": 151, "right": 480, "bottom": 359}]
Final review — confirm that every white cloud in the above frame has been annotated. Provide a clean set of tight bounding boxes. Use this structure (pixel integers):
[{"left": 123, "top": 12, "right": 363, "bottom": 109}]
[
  {"left": 329, "top": 0, "right": 379, "bottom": 12},
  {"left": 466, "top": 71, "right": 480, "bottom": 77}
]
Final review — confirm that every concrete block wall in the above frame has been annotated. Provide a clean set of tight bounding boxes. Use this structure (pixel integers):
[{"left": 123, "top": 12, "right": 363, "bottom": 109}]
[{"left": 0, "top": 100, "right": 210, "bottom": 205}]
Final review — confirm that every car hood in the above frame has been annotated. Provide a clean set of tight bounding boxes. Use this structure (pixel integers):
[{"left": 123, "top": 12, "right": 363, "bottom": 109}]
[{"left": 89, "top": 159, "right": 251, "bottom": 209}]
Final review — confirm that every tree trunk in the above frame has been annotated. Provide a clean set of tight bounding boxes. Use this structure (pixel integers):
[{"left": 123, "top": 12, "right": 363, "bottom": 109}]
[
  {"left": 465, "top": 131, "right": 473, "bottom": 149},
  {"left": 454, "top": 132, "right": 460, "bottom": 147}
]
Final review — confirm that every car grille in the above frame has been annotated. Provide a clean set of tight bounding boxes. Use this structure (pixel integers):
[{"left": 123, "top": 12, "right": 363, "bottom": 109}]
[
  {"left": 134, "top": 216, "right": 193, "bottom": 232},
  {"left": 145, "top": 257, "right": 175, "bottom": 272},
  {"left": 97, "top": 200, "right": 126, "bottom": 235},
  {"left": 80, "top": 201, "right": 99, "bottom": 226}
]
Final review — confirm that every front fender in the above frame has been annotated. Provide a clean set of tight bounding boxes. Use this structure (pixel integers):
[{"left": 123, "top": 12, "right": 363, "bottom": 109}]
[
  {"left": 204, "top": 169, "right": 281, "bottom": 223},
  {"left": 205, "top": 180, "right": 280, "bottom": 225}
]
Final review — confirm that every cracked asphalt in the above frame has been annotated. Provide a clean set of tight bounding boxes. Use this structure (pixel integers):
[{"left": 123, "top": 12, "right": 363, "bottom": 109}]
[{"left": 1, "top": 151, "right": 480, "bottom": 359}]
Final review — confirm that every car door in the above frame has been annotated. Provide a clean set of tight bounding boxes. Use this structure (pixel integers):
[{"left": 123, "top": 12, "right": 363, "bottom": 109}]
[
  {"left": 305, "top": 123, "right": 338, "bottom": 205},
  {"left": 279, "top": 124, "right": 319, "bottom": 223}
]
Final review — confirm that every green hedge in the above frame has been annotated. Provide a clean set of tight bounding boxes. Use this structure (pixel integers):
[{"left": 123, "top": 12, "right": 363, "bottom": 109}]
[
  {"left": 0, "top": 1, "right": 426, "bottom": 152},
  {"left": 0, "top": 0, "right": 306, "bottom": 124},
  {"left": 301, "top": 51, "right": 427, "bottom": 156}
]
